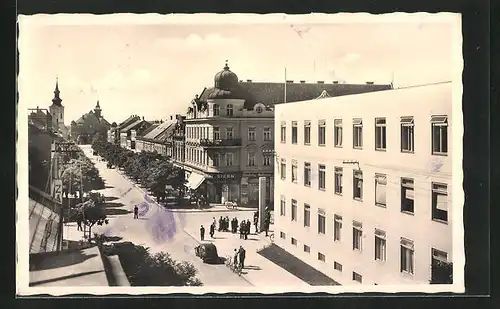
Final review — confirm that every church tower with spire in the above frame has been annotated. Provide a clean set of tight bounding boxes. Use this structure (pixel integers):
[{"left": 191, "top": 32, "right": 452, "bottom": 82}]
[
  {"left": 94, "top": 100, "right": 102, "bottom": 118},
  {"left": 49, "top": 78, "right": 65, "bottom": 132}
]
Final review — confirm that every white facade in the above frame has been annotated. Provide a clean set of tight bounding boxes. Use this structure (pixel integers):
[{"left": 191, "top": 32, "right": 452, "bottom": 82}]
[{"left": 274, "top": 82, "right": 453, "bottom": 285}]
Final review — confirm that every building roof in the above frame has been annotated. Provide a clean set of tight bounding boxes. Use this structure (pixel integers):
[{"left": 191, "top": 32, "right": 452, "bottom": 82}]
[
  {"left": 120, "top": 118, "right": 151, "bottom": 133},
  {"left": 138, "top": 123, "right": 159, "bottom": 137},
  {"left": 141, "top": 120, "right": 175, "bottom": 139},
  {"left": 118, "top": 115, "right": 141, "bottom": 128},
  {"left": 74, "top": 110, "right": 111, "bottom": 127},
  {"left": 198, "top": 81, "right": 392, "bottom": 109}
]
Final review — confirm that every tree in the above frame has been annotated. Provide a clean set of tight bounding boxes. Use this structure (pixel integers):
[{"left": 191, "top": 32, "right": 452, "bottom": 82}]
[{"left": 76, "top": 192, "right": 109, "bottom": 241}]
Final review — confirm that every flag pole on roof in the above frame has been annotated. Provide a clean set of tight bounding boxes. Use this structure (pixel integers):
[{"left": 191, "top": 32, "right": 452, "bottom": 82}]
[{"left": 284, "top": 66, "right": 287, "bottom": 103}]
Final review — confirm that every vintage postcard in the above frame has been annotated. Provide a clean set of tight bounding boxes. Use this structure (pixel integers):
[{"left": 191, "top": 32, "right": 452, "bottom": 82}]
[{"left": 17, "top": 12, "right": 464, "bottom": 295}]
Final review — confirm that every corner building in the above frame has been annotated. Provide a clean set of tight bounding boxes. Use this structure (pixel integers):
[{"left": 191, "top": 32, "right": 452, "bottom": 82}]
[
  {"left": 274, "top": 82, "right": 453, "bottom": 285},
  {"left": 182, "top": 62, "right": 274, "bottom": 207}
]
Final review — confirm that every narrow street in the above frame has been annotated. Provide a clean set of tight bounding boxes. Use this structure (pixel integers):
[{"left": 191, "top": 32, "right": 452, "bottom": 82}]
[{"left": 67, "top": 145, "right": 253, "bottom": 287}]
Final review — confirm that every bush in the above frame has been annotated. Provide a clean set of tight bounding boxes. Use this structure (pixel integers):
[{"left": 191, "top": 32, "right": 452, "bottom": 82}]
[{"left": 101, "top": 241, "right": 202, "bottom": 286}]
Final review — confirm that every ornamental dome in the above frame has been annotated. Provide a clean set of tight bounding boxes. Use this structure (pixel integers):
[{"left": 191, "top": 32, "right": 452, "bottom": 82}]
[{"left": 213, "top": 61, "right": 239, "bottom": 90}]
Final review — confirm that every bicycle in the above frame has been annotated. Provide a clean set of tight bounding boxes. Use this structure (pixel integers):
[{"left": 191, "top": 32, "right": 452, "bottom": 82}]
[
  {"left": 224, "top": 255, "right": 243, "bottom": 276},
  {"left": 269, "top": 233, "right": 275, "bottom": 243}
]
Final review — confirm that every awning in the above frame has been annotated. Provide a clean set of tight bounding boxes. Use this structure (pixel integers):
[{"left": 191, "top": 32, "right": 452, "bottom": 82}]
[{"left": 185, "top": 172, "right": 206, "bottom": 190}]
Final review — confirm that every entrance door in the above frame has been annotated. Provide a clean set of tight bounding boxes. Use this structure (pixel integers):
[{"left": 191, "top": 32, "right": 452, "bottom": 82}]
[{"left": 222, "top": 184, "right": 229, "bottom": 204}]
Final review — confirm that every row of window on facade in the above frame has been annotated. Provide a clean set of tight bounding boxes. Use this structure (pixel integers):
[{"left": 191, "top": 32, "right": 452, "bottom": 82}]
[
  {"left": 280, "top": 116, "right": 448, "bottom": 155},
  {"left": 279, "top": 164, "right": 449, "bottom": 223},
  {"left": 280, "top": 229, "right": 449, "bottom": 283},
  {"left": 185, "top": 148, "right": 273, "bottom": 167},
  {"left": 186, "top": 125, "right": 273, "bottom": 141}
]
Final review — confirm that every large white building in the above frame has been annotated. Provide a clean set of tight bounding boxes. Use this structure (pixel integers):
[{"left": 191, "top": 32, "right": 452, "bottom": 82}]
[{"left": 273, "top": 82, "right": 453, "bottom": 285}]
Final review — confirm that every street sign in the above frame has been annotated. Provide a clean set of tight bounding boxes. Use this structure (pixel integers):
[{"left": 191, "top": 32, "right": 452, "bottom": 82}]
[{"left": 51, "top": 179, "right": 63, "bottom": 204}]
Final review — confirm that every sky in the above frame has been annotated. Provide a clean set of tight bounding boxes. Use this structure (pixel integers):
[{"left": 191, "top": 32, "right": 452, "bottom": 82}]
[{"left": 18, "top": 14, "right": 458, "bottom": 124}]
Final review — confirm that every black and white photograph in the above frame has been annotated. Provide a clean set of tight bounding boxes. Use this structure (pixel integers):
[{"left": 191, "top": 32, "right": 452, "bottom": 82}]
[{"left": 17, "top": 13, "right": 464, "bottom": 295}]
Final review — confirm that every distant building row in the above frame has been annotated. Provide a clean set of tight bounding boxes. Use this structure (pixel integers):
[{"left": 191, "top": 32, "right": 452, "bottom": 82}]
[{"left": 109, "top": 61, "right": 392, "bottom": 208}]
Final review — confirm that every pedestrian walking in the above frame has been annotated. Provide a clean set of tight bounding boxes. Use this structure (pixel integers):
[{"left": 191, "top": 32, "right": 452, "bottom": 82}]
[
  {"left": 264, "top": 207, "right": 271, "bottom": 236},
  {"left": 200, "top": 225, "right": 205, "bottom": 241},
  {"left": 76, "top": 214, "right": 83, "bottom": 231},
  {"left": 225, "top": 216, "right": 230, "bottom": 232},
  {"left": 238, "top": 246, "right": 246, "bottom": 269},
  {"left": 234, "top": 217, "right": 239, "bottom": 233},
  {"left": 210, "top": 222, "right": 215, "bottom": 238},
  {"left": 245, "top": 219, "right": 251, "bottom": 239},
  {"left": 133, "top": 205, "right": 139, "bottom": 219},
  {"left": 253, "top": 214, "right": 259, "bottom": 234}
]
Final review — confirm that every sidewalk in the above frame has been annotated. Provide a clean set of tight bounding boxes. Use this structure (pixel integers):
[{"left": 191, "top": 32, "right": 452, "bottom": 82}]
[{"left": 183, "top": 225, "right": 310, "bottom": 288}]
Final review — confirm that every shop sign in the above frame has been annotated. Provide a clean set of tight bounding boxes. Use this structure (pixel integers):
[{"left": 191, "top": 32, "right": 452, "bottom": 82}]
[
  {"left": 211, "top": 173, "right": 240, "bottom": 183},
  {"left": 245, "top": 173, "right": 271, "bottom": 178}
]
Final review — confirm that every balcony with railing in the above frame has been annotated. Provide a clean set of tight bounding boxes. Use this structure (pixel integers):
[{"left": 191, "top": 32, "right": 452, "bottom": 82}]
[{"left": 199, "top": 138, "right": 242, "bottom": 148}]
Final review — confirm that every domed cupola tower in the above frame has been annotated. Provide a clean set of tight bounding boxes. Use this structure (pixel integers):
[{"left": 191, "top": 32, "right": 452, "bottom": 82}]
[{"left": 214, "top": 60, "right": 239, "bottom": 90}]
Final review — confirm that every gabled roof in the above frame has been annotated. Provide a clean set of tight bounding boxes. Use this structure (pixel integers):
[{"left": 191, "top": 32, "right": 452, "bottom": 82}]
[
  {"left": 120, "top": 119, "right": 149, "bottom": 133},
  {"left": 198, "top": 82, "right": 392, "bottom": 109},
  {"left": 138, "top": 123, "right": 159, "bottom": 137},
  {"left": 118, "top": 115, "right": 141, "bottom": 128},
  {"left": 74, "top": 111, "right": 111, "bottom": 128},
  {"left": 142, "top": 120, "right": 176, "bottom": 140},
  {"left": 153, "top": 121, "right": 176, "bottom": 142}
]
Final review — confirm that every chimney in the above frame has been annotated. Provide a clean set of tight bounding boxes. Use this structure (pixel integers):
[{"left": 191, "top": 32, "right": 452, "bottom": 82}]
[
  {"left": 142, "top": 116, "right": 145, "bottom": 120},
  {"left": 286, "top": 80, "right": 294, "bottom": 83},
  {"left": 366, "top": 81, "right": 374, "bottom": 85},
  {"left": 300, "top": 80, "right": 306, "bottom": 83},
  {"left": 170, "top": 115, "right": 173, "bottom": 120},
  {"left": 246, "top": 79, "right": 252, "bottom": 82},
  {"left": 239, "top": 80, "right": 243, "bottom": 82},
  {"left": 333, "top": 81, "right": 339, "bottom": 84},
  {"left": 317, "top": 81, "right": 324, "bottom": 84}
]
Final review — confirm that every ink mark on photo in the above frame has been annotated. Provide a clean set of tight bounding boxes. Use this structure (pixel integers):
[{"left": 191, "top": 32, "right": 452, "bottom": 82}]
[
  {"left": 120, "top": 187, "right": 133, "bottom": 197},
  {"left": 430, "top": 159, "right": 444, "bottom": 173},
  {"left": 146, "top": 209, "right": 178, "bottom": 244},
  {"left": 143, "top": 193, "right": 155, "bottom": 204},
  {"left": 137, "top": 202, "right": 150, "bottom": 216}
]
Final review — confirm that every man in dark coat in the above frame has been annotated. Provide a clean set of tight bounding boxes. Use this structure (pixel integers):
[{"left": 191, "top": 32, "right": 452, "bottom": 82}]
[
  {"left": 218, "top": 216, "right": 223, "bottom": 232},
  {"left": 238, "top": 246, "right": 246, "bottom": 269},
  {"left": 76, "top": 213, "right": 83, "bottom": 231},
  {"left": 210, "top": 222, "right": 215, "bottom": 238},
  {"left": 133, "top": 205, "right": 139, "bottom": 219},
  {"left": 264, "top": 207, "right": 271, "bottom": 236},
  {"left": 245, "top": 219, "right": 251, "bottom": 240},
  {"left": 239, "top": 221, "right": 245, "bottom": 239},
  {"left": 200, "top": 225, "right": 205, "bottom": 241},
  {"left": 234, "top": 217, "right": 239, "bottom": 233}
]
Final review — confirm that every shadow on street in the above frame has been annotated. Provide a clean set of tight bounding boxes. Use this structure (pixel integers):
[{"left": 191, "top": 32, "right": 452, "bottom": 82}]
[
  {"left": 104, "top": 208, "right": 132, "bottom": 216},
  {"left": 104, "top": 202, "right": 126, "bottom": 208},
  {"left": 30, "top": 250, "right": 99, "bottom": 271}
]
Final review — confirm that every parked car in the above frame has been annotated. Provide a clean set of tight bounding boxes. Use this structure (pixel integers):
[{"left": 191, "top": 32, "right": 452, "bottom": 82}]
[{"left": 194, "top": 243, "right": 220, "bottom": 264}]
